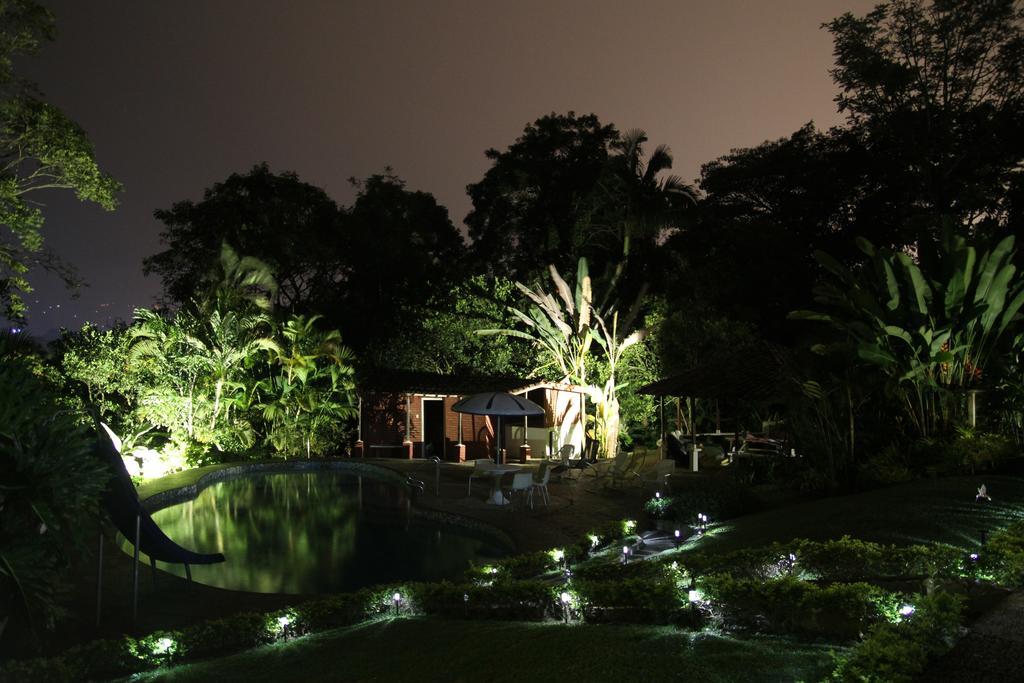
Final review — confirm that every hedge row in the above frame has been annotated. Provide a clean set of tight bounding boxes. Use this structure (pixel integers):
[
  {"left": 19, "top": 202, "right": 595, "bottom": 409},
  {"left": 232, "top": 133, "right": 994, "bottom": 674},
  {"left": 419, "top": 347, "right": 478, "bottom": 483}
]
[
  {"left": 697, "top": 574, "right": 892, "bottom": 640},
  {"left": 0, "top": 575, "right": 677, "bottom": 683},
  {"left": 3, "top": 516, "right": 988, "bottom": 683},
  {"left": 680, "top": 536, "right": 969, "bottom": 584},
  {"left": 832, "top": 591, "right": 963, "bottom": 682}
]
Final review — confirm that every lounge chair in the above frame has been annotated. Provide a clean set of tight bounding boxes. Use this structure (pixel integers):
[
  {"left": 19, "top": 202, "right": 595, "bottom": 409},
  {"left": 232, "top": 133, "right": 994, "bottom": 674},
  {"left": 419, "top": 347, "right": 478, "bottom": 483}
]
[
  {"left": 638, "top": 458, "right": 677, "bottom": 495},
  {"left": 584, "top": 450, "right": 648, "bottom": 489},
  {"left": 94, "top": 425, "right": 225, "bottom": 623}
]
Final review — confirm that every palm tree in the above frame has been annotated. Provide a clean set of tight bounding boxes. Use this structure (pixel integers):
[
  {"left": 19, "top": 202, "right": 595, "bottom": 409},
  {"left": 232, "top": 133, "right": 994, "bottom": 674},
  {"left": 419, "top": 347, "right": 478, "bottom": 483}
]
[
  {"left": 182, "top": 309, "right": 278, "bottom": 431},
  {"left": 602, "top": 129, "right": 698, "bottom": 302},
  {"left": 201, "top": 242, "right": 279, "bottom": 315},
  {"left": 259, "top": 315, "right": 357, "bottom": 458}
]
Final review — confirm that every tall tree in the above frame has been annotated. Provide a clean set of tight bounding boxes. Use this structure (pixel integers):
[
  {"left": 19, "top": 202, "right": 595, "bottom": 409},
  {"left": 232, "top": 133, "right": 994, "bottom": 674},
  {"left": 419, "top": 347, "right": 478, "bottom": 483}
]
[
  {"left": 0, "top": 0, "right": 121, "bottom": 321},
  {"left": 466, "top": 112, "right": 619, "bottom": 281},
  {"left": 600, "top": 129, "right": 697, "bottom": 302},
  {"left": 333, "top": 171, "right": 466, "bottom": 358},
  {"left": 145, "top": 164, "right": 340, "bottom": 312},
  {"left": 667, "top": 123, "right": 859, "bottom": 339},
  {"left": 827, "top": 0, "right": 1024, "bottom": 246}
]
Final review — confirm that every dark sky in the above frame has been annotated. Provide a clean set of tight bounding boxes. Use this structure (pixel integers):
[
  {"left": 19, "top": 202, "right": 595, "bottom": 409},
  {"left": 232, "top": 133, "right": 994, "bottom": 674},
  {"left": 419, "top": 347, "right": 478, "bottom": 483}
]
[{"left": 15, "top": 0, "right": 874, "bottom": 335}]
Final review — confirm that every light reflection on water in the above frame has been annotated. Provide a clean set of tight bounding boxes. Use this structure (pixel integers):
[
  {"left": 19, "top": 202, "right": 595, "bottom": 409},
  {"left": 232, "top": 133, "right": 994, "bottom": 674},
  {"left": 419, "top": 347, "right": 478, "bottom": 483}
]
[{"left": 133, "top": 472, "right": 508, "bottom": 594}]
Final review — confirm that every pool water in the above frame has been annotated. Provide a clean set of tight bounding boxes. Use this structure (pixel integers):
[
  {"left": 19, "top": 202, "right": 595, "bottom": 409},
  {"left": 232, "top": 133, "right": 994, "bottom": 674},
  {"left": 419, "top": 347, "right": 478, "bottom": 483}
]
[{"left": 135, "top": 472, "right": 508, "bottom": 594}]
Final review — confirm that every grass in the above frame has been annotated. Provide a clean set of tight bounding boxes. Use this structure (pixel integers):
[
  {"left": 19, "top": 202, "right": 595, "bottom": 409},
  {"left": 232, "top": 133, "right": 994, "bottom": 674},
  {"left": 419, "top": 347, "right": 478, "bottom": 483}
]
[
  {"left": 126, "top": 474, "right": 1024, "bottom": 682},
  {"left": 685, "top": 474, "right": 1024, "bottom": 555},
  {"left": 131, "top": 617, "right": 839, "bottom": 683}
]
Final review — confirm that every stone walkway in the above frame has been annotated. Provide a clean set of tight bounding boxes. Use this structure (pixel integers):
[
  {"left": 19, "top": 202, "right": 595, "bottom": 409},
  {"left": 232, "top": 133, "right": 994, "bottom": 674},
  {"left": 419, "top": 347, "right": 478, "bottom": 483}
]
[{"left": 921, "top": 590, "right": 1024, "bottom": 682}]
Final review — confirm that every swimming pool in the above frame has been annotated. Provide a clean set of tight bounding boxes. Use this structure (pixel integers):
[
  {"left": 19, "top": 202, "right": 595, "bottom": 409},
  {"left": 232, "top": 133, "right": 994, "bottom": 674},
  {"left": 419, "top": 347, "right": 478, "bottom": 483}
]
[{"left": 132, "top": 470, "right": 509, "bottom": 594}]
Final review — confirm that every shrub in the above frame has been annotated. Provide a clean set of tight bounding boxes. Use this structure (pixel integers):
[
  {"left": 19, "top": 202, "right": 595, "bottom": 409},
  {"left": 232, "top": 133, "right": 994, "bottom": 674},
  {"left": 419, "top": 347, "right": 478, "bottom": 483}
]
[
  {"left": 982, "top": 520, "right": 1024, "bottom": 587},
  {"left": 699, "top": 574, "right": 885, "bottom": 639},
  {"left": 0, "top": 334, "right": 110, "bottom": 644},
  {"left": 681, "top": 537, "right": 967, "bottom": 584},
  {"left": 652, "top": 476, "right": 758, "bottom": 523},
  {"left": 832, "top": 591, "right": 963, "bottom": 682}
]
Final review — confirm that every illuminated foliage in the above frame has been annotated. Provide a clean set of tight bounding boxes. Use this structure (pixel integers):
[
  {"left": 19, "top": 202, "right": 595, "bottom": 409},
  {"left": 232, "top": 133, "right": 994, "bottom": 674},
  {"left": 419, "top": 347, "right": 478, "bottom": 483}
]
[
  {"left": 257, "top": 314, "right": 356, "bottom": 458},
  {"left": 0, "top": 1, "right": 121, "bottom": 321}
]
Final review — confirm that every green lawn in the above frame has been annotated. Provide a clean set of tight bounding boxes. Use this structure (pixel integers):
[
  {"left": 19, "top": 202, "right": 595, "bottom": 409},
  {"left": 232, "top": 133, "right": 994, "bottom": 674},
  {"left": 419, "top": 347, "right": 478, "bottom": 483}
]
[
  {"left": 132, "top": 618, "right": 839, "bottom": 683},
  {"left": 129, "top": 475, "right": 1024, "bottom": 682},
  {"left": 686, "top": 474, "right": 1024, "bottom": 555}
]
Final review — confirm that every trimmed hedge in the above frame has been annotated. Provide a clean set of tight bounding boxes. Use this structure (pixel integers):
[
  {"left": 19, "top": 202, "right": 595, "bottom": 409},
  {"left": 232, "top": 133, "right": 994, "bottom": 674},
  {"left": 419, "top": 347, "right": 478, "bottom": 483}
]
[
  {"left": 698, "top": 574, "right": 887, "bottom": 640},
  {"left": 680, "top": 536, "right": 968, "bottom": 584},
  {"left": 831, "top": 592, "right": 963, "bottom": 682},
  {"left": 980, "top": 520, "right": 1024, "bottom": 586},
  {"left": 2, "top": 518, "right": 986, "bottom": 683}
]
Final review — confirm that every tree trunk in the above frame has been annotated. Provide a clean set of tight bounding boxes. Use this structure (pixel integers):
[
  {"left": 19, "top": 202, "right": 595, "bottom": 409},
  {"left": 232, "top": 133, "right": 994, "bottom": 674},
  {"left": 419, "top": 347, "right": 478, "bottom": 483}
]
[{"left": 604, "top": 395, "right": 621, "bottom": 461}]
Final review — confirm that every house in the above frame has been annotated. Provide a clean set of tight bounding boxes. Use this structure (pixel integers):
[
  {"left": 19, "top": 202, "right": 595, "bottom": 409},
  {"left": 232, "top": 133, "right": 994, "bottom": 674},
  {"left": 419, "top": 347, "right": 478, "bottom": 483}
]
[{"left": 354, "top": 369, "right": 588, "bottom": 461}]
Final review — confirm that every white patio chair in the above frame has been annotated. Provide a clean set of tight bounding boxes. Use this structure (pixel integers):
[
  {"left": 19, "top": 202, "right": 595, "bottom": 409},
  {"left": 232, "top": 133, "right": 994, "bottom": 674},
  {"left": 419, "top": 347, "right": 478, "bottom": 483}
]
[
  {"left": 530, "top": 461, "right": 551, "bottom": 507},
  {"left": 467, "top": 458, "right": 497, "bottom": 497},
  {"left": 504, "top": 471, "right": 535, "bottom": 510}
]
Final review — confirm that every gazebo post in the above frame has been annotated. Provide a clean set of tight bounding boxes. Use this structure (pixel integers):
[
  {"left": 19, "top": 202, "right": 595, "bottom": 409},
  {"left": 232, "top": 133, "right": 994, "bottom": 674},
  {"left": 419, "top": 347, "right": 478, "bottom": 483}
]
[
  {"left": 354, "top": 395, "right": 364, "bottom": 457},
  {"left": 689, "top": 396, "right": 699, "bottom": 473},
  {"left": 659, "top": 395, "right": 665, "bottom": 460},
  {"left": 404, "top": 394, "right": 413, "bottom": 459}
]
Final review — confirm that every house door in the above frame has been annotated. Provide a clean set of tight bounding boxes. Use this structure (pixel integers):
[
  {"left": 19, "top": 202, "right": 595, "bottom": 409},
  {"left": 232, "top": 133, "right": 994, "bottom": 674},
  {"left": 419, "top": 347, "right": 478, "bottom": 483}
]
[{"left": 422, "top": 398, "right": 445, "bottom": 459}]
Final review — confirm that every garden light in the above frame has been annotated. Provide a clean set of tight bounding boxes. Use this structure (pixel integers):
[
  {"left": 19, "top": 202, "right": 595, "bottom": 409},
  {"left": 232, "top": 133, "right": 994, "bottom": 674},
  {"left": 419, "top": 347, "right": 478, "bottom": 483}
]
[
  {"left": 549, "top": 548, "right": 565, "bottom": 564},
  {"left": 970, "top": 553, "right": 979, "bottom": 561},
  {"left": 153, "top": 637, "right": 174, "bottom": 656},
  {"left": 588, "top": 534, "right": 600, "bottom": 549},
  {"left": 674, "top": 528, "right": 681, "bottom": 547},
  {"left": 899, "top": 604, "right": 915, "bottom": 617},
  {"left": 392, "top": 592, "right": 402, "bottom": 616},
  {"left": 688, "top": 589, "right": 701, "bottom": 603},
  {"left": 655, "top": 491, "right": 661, "bottom": 499},
  {"left": 560, "top": 591, "right": 572, "bottom": 623},
  {"left": 277, "top": 615, "right": 291, "bottom": 628},
  {"left": 622, "top": 545, "right": 630, "bottom": 564}
]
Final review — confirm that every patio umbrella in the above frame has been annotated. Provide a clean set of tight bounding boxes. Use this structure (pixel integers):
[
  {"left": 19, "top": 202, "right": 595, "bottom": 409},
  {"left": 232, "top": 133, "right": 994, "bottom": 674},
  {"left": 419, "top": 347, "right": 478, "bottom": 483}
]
[{"left": 451, "top": 391, "right": 544, "bottom": 464}]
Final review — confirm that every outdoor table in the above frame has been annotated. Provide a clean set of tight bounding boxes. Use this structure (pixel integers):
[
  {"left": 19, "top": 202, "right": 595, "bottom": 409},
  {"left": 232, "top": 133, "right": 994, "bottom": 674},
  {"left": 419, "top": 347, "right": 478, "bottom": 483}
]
[{"left": 483, "top": 464, "right": 521, "bottom": 506}]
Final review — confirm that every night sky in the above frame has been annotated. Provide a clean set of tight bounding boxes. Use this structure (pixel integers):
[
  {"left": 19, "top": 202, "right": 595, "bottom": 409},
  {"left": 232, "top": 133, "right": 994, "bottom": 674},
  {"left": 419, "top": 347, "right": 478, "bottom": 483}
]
[{"left": 15, "top": 0, "right": 874, "bottom": 336}]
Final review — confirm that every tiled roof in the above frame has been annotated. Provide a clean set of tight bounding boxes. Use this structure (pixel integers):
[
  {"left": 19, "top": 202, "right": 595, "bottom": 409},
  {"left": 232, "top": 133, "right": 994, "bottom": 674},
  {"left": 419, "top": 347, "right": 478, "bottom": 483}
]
[{"left": 357, "top": 368, "right": 545, "bottom": 396}]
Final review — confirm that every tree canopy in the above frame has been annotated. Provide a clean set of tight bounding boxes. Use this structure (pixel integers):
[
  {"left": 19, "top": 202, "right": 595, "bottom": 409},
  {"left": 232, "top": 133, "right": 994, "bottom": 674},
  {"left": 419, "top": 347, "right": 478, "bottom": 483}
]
[
  {"left": 145, "top": 163, "right": 341, "bottom": 312},
  {"left": 0, "top": 0, "right": 121, "bottom": 321}
]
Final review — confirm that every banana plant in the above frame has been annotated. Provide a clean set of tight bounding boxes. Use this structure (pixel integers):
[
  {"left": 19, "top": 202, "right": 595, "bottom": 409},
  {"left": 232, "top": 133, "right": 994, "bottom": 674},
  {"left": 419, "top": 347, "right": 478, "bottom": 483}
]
[
  {"left": 479, "top": 257, "right": 648, "bottom": 458},
  {"left": 589, "top": 310, "right": 646, "bottom": 461},
  {"left": 792, "top": 227, "right": 1024, "bottom": 437},
  {"left": 478, "top": 258, "right": 595, "bottom": 386}
]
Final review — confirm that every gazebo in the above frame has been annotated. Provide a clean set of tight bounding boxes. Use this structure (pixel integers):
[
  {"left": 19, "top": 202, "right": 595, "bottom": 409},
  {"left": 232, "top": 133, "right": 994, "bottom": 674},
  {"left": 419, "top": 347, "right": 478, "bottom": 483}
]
[{"left": 638, "top": 343, "right": 796, "bottom": 471}]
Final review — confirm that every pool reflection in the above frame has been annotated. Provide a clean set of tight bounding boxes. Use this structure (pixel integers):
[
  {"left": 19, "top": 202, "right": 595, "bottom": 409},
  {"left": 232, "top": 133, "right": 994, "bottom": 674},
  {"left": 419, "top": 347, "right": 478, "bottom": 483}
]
[{"left": 137, "top": 472, "right": 507, "bottom": 594}]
